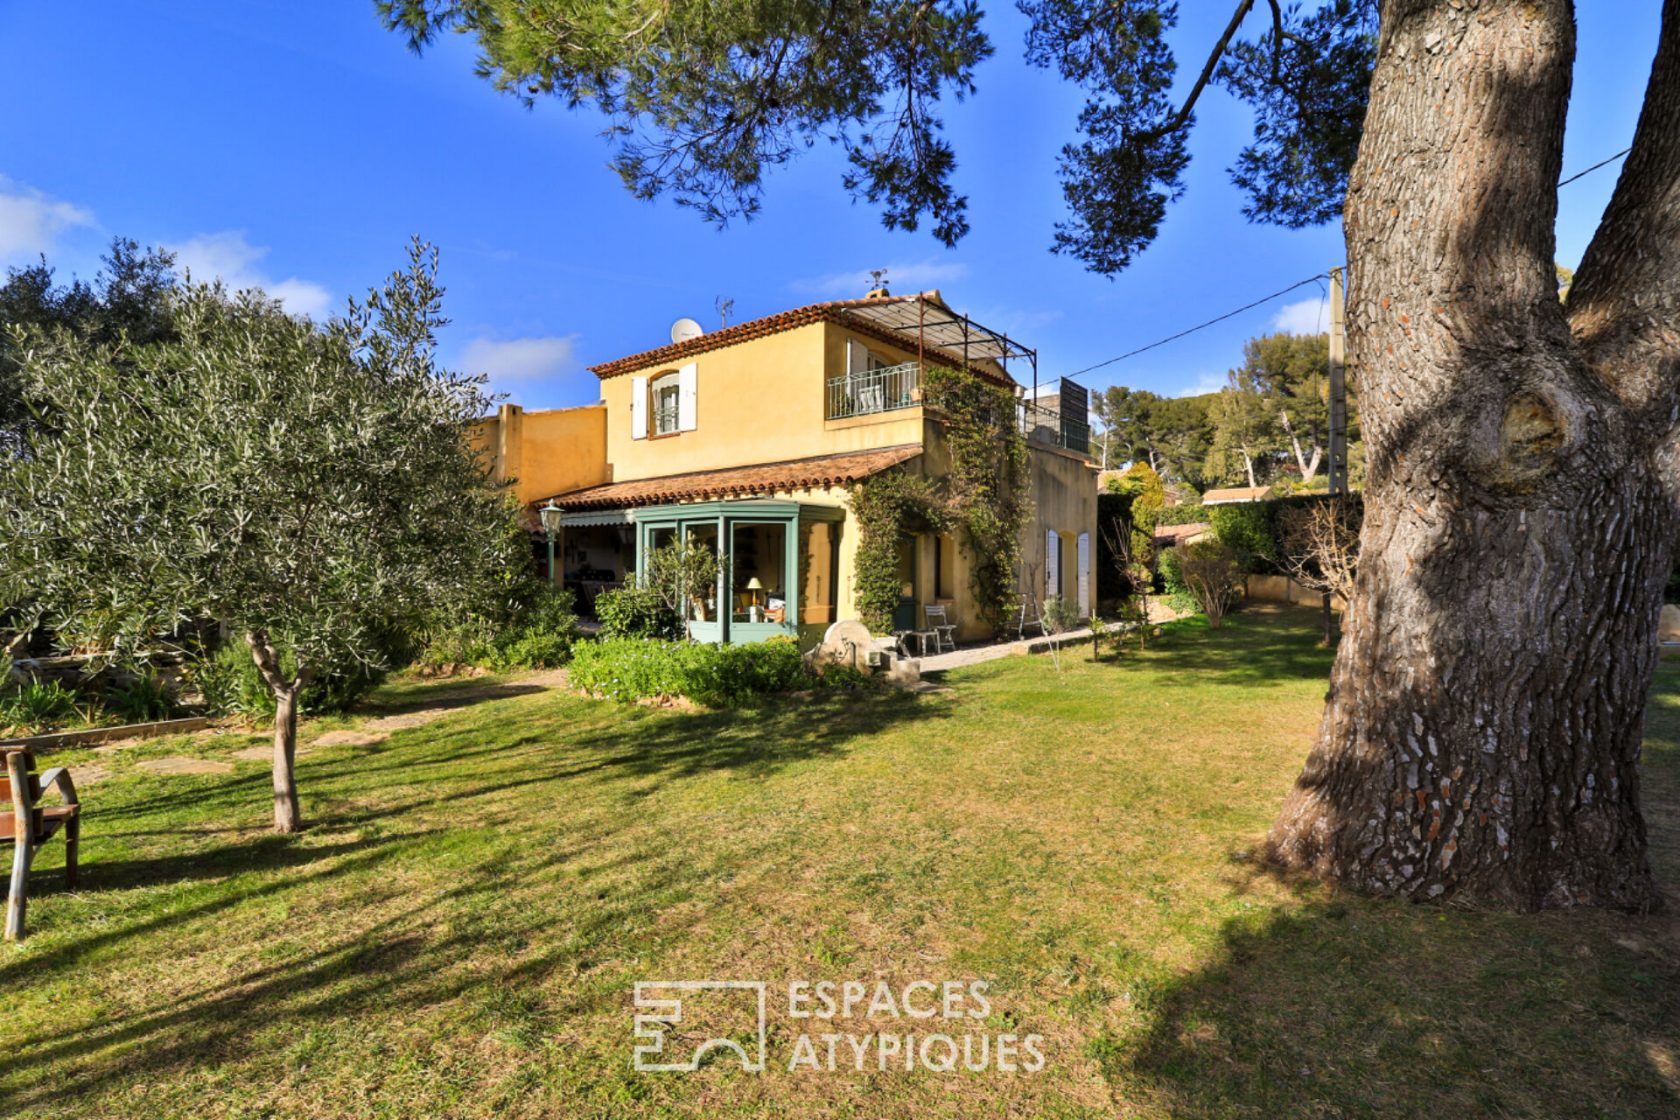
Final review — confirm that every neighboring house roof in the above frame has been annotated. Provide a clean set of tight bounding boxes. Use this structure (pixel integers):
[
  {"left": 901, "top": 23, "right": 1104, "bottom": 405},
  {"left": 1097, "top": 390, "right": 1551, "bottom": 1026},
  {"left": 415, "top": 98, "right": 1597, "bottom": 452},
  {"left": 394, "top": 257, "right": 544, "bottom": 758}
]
[
  {"left": 1153, "top": 522, "right": 1211, "bottom": 546},
  {"left": 1201, "top": 486, "right": 1272, "bottom": 504},
  {"left": 545, "top": 445, "right": 924, "bottom": 509},
  {"left": 587, "top": 291, "right": 1021, "bottom": 388}
]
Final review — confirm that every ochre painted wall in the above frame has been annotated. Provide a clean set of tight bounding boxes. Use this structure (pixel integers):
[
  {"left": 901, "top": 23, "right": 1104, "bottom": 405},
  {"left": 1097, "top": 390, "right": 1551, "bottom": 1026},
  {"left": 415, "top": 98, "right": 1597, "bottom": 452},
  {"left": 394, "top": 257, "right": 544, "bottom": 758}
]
[
  {"left": 1022, "top": 442, "right": 1099, "bottom": 613},
  {"left": 470, "top": 403, "right": 609, "bottom": 506},
  {"left": 600, "top": 321, "right": 932, "bottom": 482}
]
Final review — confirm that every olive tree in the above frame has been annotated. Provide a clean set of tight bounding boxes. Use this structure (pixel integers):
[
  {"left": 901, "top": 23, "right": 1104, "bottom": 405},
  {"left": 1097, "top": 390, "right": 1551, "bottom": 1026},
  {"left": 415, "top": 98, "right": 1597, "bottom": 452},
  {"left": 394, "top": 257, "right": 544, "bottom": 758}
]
[{"left": 0, "top": 242, "right": 523, "bottom": 832}]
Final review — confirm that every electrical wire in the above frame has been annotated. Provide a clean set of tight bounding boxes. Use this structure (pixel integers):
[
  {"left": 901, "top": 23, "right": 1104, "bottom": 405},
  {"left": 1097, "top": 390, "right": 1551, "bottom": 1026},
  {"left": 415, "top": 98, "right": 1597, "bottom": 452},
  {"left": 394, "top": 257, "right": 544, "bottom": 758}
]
[
  {"left": 1066, "top": 147, "right": 1630, "bottom": 381},
  {"left": 1559, "top": 147, "right": 1631, "bottom": 187},
  {"left": 1064, "top": 274, "right": 1326, "bottom": 380}
]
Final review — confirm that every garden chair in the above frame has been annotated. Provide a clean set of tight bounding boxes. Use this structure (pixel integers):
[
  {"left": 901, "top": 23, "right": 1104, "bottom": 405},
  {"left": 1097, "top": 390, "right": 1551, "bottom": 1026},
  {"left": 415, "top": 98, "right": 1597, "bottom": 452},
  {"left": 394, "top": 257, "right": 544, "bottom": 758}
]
[
  {"left": 3, "top": 748, "right": 80, "bottom": 941},
  {"left": 924, "top": 605, "right": 957, "bottom": 654}
]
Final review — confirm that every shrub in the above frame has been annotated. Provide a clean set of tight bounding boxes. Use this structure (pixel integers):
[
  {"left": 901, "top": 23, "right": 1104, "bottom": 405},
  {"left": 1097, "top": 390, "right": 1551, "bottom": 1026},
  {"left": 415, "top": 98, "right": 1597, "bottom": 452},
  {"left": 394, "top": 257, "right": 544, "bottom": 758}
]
[
  {"left": 595, "top": 585, "right": 680, "bottom": 640},
  {"left": 1156, "top": 546, "right": 1207, "bottom": 615},
  {"left": 414, "top": 584, "right": 581, "bottom": 672},
  {"left": 492, "top": 585, "right": 579, "bottom": 669},
  {"left": 1209, "top": 503, "right": 1276, "bottom": 571},
  {"left": 105, "top": 672, "right": 179, "bottom": 723},
  {"left": 0, "top": 678, "right": 82, "bottom": 735},
  {"left": 192, "top": 642, "right": 384, "bottom": 720},
  {"left": 1178, "top": 540, "right": 1245, "bottom": 628},
  {"left": 570, "top": 636, "right": 812, "bottom": 707}
]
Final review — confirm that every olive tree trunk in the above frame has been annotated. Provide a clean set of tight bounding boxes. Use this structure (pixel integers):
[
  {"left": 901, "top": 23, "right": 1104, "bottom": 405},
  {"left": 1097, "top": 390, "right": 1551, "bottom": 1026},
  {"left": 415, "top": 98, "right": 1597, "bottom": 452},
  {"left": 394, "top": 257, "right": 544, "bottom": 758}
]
[
  {"left": 245, "top": 632, "right": 307, "bottom": 834},
  {"left": 1267, "top": 0, "right": 1680, "bottom": 910}
]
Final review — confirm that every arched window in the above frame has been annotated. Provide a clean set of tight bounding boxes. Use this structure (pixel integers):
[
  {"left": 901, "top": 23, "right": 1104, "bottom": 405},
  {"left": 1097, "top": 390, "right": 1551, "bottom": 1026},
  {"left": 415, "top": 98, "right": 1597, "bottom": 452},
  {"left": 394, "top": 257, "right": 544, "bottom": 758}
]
[{"left": 650, "top": 371, "right": 680, "bottom": 435}]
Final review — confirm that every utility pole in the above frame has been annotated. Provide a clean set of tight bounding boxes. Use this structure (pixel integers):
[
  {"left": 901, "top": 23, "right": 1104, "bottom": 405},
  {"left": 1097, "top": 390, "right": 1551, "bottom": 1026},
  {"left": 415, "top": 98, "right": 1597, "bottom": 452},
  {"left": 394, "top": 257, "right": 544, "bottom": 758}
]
[
  {"left": 1322, "top": 266, "right": 1347, "bottom": 646},
  {"left": 1327, "top": 267, "right": 1347, "bottom": 496}
]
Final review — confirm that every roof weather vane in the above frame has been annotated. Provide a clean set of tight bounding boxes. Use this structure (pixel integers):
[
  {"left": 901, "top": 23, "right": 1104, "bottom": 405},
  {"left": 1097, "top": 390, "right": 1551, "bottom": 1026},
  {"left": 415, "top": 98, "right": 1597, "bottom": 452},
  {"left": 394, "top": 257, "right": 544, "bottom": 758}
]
[{"left": 868, "top": 268, "right": 889, "bottom": 295}]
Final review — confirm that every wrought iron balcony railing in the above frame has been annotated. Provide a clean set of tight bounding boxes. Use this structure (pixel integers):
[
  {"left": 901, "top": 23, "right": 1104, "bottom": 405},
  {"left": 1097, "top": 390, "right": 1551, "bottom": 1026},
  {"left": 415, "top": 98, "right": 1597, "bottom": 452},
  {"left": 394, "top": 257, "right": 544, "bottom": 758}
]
[{"left": 826, "top": 361, "right": 921, "bottom": 419}]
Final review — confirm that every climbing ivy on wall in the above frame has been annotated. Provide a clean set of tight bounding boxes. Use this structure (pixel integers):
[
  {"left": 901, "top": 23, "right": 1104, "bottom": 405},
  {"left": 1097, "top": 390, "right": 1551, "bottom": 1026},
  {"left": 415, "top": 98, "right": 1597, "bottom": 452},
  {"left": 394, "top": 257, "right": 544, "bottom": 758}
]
[
  {"left": 850, "top": 472, "right": 949, "bottom": 634},
  {"left": 849, "top": 366, "right": 1032, "bottom": 635},
  {"left": 923, "top": 366, "right": 1031, "bottom": 633}
]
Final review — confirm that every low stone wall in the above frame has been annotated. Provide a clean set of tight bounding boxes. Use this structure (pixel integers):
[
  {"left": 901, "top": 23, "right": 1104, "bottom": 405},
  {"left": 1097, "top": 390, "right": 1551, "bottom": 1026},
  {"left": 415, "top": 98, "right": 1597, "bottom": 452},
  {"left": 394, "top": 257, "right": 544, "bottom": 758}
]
[{"left": 1246, "top": 573, "right": 1346, "bottom": 611}]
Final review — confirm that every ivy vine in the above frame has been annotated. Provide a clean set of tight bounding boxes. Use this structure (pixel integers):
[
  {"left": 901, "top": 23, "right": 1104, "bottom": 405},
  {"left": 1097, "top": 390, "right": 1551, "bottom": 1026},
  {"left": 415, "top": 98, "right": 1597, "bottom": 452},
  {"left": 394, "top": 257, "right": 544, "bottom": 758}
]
[
  {"left": 849, "top": 366, "right": 1032, "bottom": 635},
  {"left": 850, "top": 472, "right": 949, "bottom": 633}
]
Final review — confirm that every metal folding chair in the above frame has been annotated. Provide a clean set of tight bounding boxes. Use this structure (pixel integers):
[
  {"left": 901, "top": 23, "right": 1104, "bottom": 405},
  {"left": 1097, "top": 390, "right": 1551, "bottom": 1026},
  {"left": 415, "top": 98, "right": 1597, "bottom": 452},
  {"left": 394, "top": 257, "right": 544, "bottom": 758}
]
[{"left": 924, "top": 605, "right": 957, "bottom": 654}]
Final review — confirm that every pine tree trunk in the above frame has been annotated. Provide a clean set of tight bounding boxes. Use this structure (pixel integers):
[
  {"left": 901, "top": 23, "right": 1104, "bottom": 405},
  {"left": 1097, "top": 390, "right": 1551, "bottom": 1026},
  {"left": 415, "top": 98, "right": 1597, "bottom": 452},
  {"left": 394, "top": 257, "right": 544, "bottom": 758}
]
[{"left": 1268, "top": 0, "right": 1680, "bottom": 910}]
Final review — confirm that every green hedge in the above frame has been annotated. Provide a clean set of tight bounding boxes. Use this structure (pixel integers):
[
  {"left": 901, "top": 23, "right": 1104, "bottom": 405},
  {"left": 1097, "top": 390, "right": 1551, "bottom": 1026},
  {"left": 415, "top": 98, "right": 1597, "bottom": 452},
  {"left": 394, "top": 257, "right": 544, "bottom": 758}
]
[
  {"left": 1207, "top": 493, "right": 1366, "bottom": 575},
  {"left": 1154, "top": 503, "right": 1208, "bottom": 527},
  {"left": 570, "top": 636, "right": 815, "bottom": 707}
]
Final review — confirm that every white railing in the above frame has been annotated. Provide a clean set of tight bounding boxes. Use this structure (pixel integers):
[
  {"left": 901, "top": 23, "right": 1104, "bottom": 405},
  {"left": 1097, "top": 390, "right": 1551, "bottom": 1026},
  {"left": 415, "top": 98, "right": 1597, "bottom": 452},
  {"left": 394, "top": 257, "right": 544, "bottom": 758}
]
[{"left": 827, "top": 362, "right": 921, "bottom": 419}]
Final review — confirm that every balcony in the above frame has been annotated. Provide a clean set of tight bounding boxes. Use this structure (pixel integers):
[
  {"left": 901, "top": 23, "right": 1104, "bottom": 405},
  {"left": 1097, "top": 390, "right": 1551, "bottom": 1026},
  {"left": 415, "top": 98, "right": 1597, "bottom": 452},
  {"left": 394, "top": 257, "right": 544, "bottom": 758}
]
[{"left": 826, "top": 362, "right": 921, "bottom": 420}]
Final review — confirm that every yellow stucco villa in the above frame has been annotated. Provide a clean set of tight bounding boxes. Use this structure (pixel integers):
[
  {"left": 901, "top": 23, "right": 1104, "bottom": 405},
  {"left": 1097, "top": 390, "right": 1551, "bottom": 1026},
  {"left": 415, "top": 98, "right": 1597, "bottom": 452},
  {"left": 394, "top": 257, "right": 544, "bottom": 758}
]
[{"left": 474, "top": 289, "right": 1097, "bottom": 646}]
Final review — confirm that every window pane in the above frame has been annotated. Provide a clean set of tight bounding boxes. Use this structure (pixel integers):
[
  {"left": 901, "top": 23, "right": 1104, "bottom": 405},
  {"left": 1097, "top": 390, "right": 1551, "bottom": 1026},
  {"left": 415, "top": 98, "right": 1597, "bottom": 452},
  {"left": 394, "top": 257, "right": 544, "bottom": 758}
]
[
  {"left": 653, "top": 374, "right": 680, "bottom": 434},
  {"left": 731, "top": 522, "right": 787, "bottom": 623},
  {"left": 684, "top": 523, "right": 719, "bottom": 621}
]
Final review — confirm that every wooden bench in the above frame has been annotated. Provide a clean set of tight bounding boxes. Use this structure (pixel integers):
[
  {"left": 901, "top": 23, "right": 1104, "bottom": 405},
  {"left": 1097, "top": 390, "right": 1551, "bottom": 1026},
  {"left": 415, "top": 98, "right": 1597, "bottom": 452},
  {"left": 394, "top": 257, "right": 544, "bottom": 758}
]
[{"left": 3, "top": 748, "right": 80, "bottom": 941}]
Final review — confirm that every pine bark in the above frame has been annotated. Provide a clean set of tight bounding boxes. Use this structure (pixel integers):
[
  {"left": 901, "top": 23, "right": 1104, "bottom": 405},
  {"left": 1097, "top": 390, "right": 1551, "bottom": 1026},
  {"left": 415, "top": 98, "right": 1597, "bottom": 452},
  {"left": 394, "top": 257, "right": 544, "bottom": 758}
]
[{"left": 1267, "top": 0, "right": 1680, "bottom": 910}]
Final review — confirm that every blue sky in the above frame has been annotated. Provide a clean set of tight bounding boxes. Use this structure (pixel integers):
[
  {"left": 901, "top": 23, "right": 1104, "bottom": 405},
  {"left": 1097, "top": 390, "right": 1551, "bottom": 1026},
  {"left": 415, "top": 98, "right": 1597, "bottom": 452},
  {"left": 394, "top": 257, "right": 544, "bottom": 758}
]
[{"left": 0, "top": 2, "right": 1657, "bottom": 410}]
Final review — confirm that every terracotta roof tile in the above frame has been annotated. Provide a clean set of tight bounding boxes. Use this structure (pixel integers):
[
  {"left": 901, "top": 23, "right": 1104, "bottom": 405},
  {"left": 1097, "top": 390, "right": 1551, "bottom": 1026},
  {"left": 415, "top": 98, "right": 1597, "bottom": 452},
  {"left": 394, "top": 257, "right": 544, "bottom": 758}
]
[
  {"left": 1201, "top": 486, "right": 1272, "bottom": 504},
  {"left": 587, "top": 294, "right": 1017, "bottom": 388},
  {"left": 543, "top": 445, "right": 924, "bottom": 509},
  {"left": 1152, "top": 522, "right": 1211, "bottom": 544}
]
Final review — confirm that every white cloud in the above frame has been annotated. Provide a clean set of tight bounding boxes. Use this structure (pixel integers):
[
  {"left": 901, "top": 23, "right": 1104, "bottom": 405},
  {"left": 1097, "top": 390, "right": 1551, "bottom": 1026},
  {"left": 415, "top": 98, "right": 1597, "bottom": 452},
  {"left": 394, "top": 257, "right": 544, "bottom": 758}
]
[
  {"left": 169, "top": 230, "right": 333, "bottom": 318},
  {"left": 460, "top": 335, "right": 582, "bottom": 383},
  {"left": 0, "top": 176, "right": 96, "bottom": 264},
  {"left": 1175, "top": 370, "right": 1228, "bottom": 398},
  {"left": 790, "top": 259, "right": 971, "bottom": 298},
  {"left": 1272, "top": 296, "right": 1328, "bottom": 335}
]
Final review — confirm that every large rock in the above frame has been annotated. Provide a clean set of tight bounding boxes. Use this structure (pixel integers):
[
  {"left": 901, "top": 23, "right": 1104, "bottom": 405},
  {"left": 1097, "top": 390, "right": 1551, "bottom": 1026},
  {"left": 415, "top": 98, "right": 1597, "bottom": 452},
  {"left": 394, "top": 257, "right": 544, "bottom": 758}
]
[{"left": 1661, "top": 603, "right": 1680, "bottom": 643}]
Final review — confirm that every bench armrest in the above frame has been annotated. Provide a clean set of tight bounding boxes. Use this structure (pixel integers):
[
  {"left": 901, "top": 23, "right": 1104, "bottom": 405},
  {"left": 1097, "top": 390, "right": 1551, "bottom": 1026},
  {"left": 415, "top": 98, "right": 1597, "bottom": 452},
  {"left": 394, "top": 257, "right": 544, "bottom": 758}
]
[{"left": 37, "top": 767, "right": 78, "bottom": 806}]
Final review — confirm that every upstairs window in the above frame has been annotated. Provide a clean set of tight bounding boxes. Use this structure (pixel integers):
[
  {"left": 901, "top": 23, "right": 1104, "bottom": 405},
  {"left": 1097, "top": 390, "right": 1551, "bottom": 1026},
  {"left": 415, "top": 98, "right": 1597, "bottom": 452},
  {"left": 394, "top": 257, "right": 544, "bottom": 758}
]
[{"left": 651, "top": 371, "right": 681, "bottom": 436}]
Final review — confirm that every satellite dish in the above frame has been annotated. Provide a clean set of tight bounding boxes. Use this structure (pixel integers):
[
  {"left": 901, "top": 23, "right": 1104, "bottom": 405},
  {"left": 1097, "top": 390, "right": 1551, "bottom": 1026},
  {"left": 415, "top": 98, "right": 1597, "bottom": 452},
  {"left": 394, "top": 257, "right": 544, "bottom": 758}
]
[{"left": 671, "top": 317, "right": 704, "bottom": 343}]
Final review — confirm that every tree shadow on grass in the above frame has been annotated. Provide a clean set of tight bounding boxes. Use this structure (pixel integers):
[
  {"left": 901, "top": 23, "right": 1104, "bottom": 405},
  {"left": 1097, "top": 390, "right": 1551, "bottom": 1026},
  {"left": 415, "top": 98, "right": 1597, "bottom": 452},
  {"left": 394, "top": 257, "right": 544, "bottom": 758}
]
[
  {"left": 1119, "top": 880, "right": 1680, "bottom": 1118},
  {"left": 1, "top": 686, "right": 949, "bottom": 1113},
  {"left": 1, "top": 803, "right": 777, "bottom": 1114}
]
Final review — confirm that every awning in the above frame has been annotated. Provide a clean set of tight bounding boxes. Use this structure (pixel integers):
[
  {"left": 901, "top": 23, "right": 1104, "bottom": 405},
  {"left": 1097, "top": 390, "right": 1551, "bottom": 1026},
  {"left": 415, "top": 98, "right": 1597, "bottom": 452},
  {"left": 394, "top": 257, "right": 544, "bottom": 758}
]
[
  {"left": 540, "top": 445, "right": 923, "bottom": 510},
  {"left": 560, "top": 508, "right": 634, "bottom": 527}
]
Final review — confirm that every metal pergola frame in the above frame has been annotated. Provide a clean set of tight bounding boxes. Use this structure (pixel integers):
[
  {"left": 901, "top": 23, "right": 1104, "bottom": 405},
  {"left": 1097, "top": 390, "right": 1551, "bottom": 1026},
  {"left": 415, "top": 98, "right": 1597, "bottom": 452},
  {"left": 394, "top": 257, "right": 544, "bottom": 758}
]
[{"left": 836, "top": 293, "right": 1041, "bottom": 403}]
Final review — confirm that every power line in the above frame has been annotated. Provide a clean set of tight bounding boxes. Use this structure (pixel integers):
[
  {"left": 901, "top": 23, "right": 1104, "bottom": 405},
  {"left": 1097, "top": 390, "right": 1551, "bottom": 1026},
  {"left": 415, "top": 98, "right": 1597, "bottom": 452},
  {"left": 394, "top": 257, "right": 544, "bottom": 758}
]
[
  {"left": 1560, "top": 147, "right": 1631, "bottom": 187},
  {"left": 1068, "top": 147, "right": 1630, "bottom": 383},
  {"left": 1065, "top": 274, "right": 1326, "bottom": 380}
]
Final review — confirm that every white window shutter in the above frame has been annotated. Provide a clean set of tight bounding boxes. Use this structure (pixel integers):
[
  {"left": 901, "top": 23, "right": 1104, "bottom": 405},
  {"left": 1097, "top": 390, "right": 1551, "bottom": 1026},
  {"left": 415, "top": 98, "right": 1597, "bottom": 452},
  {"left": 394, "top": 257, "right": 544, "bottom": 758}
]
[
  {"left": 677, "top": 363, "right": 698, "bottom": 431},
  {"left": 847, "top": 338, "right": 868, "bottom": 375},
  {"left": 1077, "top": 532, "right": 1091, "bottom": 617},
  {"left": 630, "top": 376, "right": 647, "bottom": 440}
]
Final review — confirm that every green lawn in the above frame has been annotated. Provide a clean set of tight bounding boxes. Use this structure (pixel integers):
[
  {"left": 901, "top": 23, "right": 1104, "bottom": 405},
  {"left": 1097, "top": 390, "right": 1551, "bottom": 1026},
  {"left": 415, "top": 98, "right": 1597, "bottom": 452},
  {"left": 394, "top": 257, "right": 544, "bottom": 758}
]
[{"left": 4, "top": 609, "right": 1678, "bottom": 1118}]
